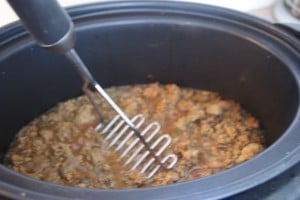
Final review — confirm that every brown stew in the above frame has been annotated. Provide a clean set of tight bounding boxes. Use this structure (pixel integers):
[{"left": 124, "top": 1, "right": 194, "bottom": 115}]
[{"left": 5, "top": 83, "right": 265, "bottom": 188}]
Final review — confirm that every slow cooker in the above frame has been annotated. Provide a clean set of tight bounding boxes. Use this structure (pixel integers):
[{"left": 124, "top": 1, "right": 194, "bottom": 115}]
[{"left": 0, "top": 1, "right": 300, "bottom": 199}]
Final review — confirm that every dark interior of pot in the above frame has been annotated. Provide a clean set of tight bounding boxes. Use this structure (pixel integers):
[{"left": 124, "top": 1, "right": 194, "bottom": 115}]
[{"left": 0, "top": 11, "right": 299, "bottom": 175}]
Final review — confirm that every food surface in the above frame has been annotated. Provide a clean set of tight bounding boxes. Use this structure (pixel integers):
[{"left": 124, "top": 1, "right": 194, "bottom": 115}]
[{"left": 5, "top": 83, "right": 265, "bottom": 189}]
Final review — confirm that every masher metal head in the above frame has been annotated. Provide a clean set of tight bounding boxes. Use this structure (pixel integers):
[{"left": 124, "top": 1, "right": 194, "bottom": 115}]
[
  {"left": 66, "top": 49, "right": 178, "bottom": 179},
  {"left": 96, "top": 114, "right": 177, "bottom": 179}
]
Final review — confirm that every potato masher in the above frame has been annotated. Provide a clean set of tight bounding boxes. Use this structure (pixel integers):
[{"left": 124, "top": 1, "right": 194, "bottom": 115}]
[{"left": 7, "top": 0, "right": 177, "bottom": 179}]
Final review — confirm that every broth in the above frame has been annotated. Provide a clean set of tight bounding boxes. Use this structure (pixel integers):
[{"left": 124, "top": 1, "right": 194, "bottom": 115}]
[{"left": 5, "top": 83, "right": 265, "bottom": 188}]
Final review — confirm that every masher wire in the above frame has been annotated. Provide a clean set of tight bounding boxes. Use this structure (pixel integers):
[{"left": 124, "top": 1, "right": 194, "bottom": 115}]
[{"left": 64, "top": 49, "right": 168, "bottom": 170}]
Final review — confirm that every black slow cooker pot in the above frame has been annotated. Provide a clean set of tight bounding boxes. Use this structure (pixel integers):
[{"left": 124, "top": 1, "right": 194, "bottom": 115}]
[{"left": 0, "top": 1, "right": 300, "bottom": 199}]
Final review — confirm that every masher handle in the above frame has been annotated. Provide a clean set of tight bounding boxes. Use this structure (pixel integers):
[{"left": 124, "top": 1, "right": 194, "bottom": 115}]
[{"left": 7, "top": 0, "right": 75, "bottom": 54}]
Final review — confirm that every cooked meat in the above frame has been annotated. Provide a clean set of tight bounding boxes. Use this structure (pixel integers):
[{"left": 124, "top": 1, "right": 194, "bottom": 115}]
[{"left": 5, "top": 83, "right": 265, "bottom": 189}]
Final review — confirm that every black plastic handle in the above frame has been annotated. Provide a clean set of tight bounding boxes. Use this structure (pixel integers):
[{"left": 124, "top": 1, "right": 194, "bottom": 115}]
[{"left": 7, "top": 0, "right": 75, "bottom": 54}]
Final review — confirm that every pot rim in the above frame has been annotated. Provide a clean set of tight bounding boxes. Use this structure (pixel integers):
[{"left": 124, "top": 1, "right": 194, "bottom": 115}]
[{"left": 1, "top": 1, "right": 300, "bottom": 200}]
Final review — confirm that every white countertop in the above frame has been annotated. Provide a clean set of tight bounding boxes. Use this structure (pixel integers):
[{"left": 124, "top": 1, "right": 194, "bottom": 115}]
[{"left": 0, "top": 0, "right": 281, "bottom": 28}]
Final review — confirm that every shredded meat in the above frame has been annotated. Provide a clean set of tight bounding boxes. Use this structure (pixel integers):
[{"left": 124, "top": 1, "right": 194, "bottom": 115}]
[{"left": 5, "top": 83, "right": 265, "bottom": 189}]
